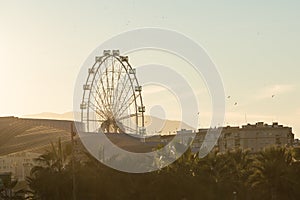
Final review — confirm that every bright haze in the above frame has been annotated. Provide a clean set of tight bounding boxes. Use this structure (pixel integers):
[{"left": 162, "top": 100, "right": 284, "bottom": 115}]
[{"left": 0, "top": 1, "right": 299, "bottom": 138}]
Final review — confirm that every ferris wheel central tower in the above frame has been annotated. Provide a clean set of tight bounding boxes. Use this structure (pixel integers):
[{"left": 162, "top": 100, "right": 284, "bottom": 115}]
[{"left": 80, "top": 50, "right": 145, "bottom": 136}]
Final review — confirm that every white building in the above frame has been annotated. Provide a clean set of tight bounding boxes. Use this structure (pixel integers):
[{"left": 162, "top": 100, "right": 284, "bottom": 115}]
[{"left": 0, "top": 152, "right": 40, "bottom": 181}]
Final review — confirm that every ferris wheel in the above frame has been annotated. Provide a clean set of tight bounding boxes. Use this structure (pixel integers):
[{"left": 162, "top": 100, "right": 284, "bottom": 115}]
[{"left": 80, "top": 50, "right": 145, "bottom": 136}]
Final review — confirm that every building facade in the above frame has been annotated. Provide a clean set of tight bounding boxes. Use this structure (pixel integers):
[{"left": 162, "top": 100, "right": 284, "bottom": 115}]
[
  {"left": 176, "top": 122, "right": 294, "bottom": 153},
  {"left": 0, "top": 152, "right": 40, "bottom": 181},
  {"left": 217, "top": 122, "right": 294, "bottom": 152}
]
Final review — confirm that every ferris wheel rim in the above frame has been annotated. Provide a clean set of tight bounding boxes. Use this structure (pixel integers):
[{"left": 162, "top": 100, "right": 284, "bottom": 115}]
[{"left": 80, "top": 50, "right": 145, "bottom": 135}]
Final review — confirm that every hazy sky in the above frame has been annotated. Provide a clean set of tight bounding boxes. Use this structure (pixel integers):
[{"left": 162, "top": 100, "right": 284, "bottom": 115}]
[{"left": 1, "top": 0, "right": 300, "bottom": 137}]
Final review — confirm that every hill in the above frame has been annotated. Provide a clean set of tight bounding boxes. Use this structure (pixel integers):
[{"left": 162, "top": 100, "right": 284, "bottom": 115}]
[
  {"left": 23, "top": 112, "right": 195, "bottom": 134},
  {"left": 0, "top": 114, "right": 194, "bottom": 156},
  {"left": 0, "top": 117, "right": 72, "bottom": 156}
]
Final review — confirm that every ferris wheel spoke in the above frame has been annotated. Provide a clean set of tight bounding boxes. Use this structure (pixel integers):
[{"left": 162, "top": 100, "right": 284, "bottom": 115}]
[
  {"left": 87, "top": 119, "right": 106, "bottom": 122},
  {"left": 90, "top": 88, "right": 107, "bottom": 113},
  {"left": 116, "top": 93, "right": 140, "bottom": 119},
  {"left": 110, "top": 58, "right": 116, "bottom": 108},
  {"left": 112, "top": 64, "right": 125, "bottom": 110},
  {"left": 98, "top": 73, "right": 111, "bottom": 111},
  {"left": 90, "top": 96, "right": 109, "bottom": 120},
  {"left": 88, "top": 100, "right": 107, "bottom": 119},
  {"left": 96, "top": 60, "right": 113, "bottom": 107},
  {"left": 92, "top": 85, "right": 108, "bottom": 114},
  {"left": 89, "top": 108, "right": 106, "bottom": 123},
  {"left": 117, "top": 113, "right": 136, "bottom": 121},
  {"left": 114, "top": 84, "right": 133, "bottom": 116},
  {"left": 113, "top": 81, "right": 129, "bottom": 113},
  {"left": 112, "top": 77, "right": 130, "bottom": 114},
  {"left": 105, "top": 59, "right": 112, "bottom": 108},
  {"left": 115, "top": 93, "right": 134, "bottom": 117},
  {"left": 95, "top": 68, "right": 108, "bottom": 106},
  {"left": 89, "top": 93, "right": 102, "bottom": 111}
]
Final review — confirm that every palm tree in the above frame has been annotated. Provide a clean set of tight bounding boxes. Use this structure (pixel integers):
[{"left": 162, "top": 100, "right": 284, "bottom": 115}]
[
  {"left": 225, "top": 149, "right": 254, "bottom": 199},
  {"left": 249, "top": 147, "right": 296, "bottom": 200},
  {"left": 27, "top": 138, "right": 72, "bottom": 200},
  {"left": 0, "top": 178, "right": 25, "bottom": 200}
]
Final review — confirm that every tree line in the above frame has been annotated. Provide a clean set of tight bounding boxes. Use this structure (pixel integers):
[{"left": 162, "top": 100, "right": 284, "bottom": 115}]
[{"left": 7, "top": 140, "right": 300, "bottom": 200}]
